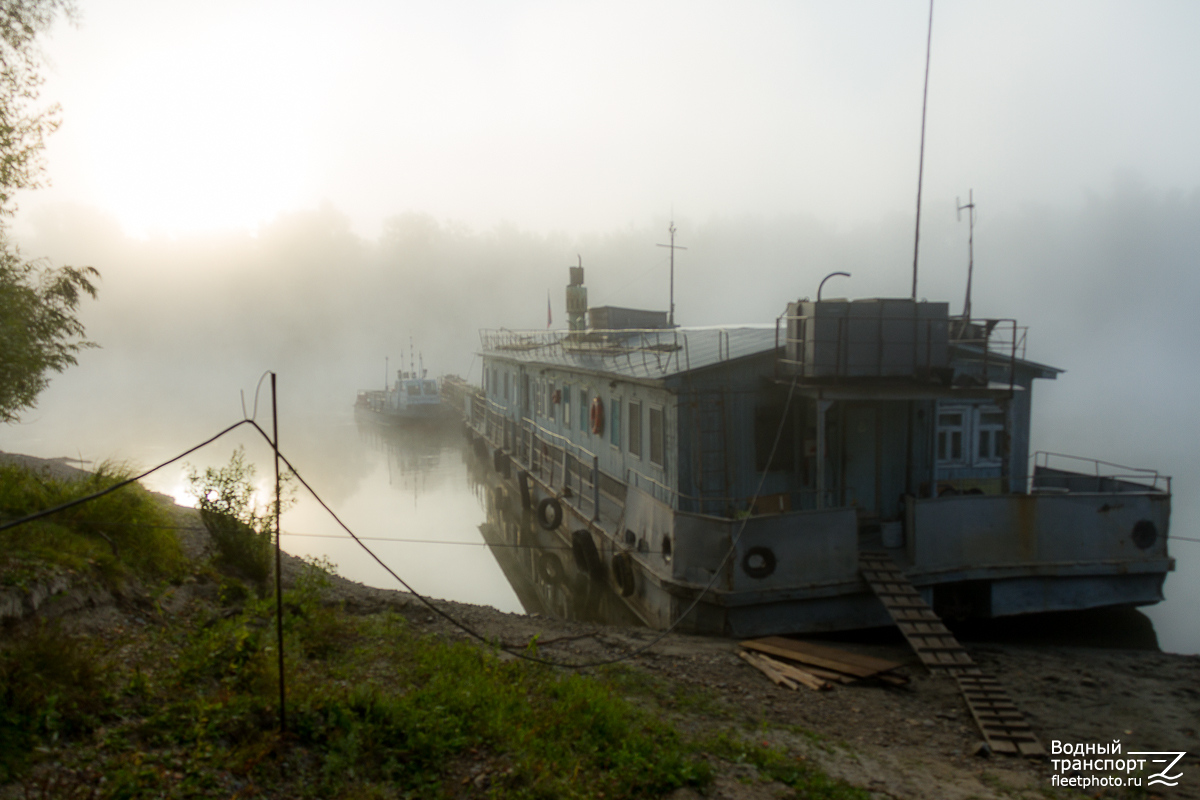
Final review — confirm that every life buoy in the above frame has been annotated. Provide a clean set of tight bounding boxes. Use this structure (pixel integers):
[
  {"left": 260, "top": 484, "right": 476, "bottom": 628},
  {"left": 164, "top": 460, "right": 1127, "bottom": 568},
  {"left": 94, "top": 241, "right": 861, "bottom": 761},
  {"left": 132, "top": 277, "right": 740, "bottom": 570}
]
[
  {"left": 589, "top": 397, "right": 604, "bottom": 435},
  {"left": 536, "top": 497, "right": 563, "bottom": 530}
]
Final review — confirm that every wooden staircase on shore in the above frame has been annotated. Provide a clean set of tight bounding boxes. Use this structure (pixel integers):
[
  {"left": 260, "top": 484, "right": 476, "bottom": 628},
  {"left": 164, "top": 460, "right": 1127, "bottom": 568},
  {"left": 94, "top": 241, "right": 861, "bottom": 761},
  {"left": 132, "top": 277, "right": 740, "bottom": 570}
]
[{"left": 858, "top": 550, "right": 1045, "bottom": 757}]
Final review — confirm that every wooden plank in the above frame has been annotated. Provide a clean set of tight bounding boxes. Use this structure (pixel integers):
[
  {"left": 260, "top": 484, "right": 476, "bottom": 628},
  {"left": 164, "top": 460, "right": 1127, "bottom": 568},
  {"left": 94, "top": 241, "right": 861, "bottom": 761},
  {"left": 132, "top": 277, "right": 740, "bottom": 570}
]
[
  {"left": 738, "top": 651, "right": 798, "bottom": 690},
  {"left": 740, "top": 640, "right": 880, "bottom": 678},
  {"left": 754, "top": 653, "right": 833, "bottom": 691},
  {"left": 742, "top": 636, "right": 904, "bottom": 676}
]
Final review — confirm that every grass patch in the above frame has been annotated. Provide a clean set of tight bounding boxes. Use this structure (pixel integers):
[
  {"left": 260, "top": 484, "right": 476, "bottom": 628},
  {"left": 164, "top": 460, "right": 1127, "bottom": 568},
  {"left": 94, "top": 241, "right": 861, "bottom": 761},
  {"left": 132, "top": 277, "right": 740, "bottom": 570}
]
[
  {"left": 4, "top": 560, "right": 715, "bottom": 798},
  {"left": 0, "top": 622, "right": 113, "bottom": 781},
  {"left": 0, "top": 461, "right": 186, "bottom": 590},
  {"left": 701, "top": 730, "right": 871, "bottom": 800}
]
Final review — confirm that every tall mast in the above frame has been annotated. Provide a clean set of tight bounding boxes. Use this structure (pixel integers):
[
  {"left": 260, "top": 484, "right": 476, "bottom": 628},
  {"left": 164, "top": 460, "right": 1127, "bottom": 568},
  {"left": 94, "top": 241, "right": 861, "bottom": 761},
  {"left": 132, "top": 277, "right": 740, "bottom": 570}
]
[
  {"left": 911, "top": 0, "right": 935, "bottom": 299},
  {"left": 957, "top": 190, "right": 976, "bottom": 319},
  {"left": 657, "top": 220, "right": 687, "bottom": 327}
]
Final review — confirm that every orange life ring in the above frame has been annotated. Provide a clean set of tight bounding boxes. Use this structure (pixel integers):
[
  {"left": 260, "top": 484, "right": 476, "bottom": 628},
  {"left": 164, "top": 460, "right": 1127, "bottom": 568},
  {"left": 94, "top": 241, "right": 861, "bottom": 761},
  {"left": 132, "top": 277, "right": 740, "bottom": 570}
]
[{"left": 589, "top": 396, "right": 604, "bottom": 435}]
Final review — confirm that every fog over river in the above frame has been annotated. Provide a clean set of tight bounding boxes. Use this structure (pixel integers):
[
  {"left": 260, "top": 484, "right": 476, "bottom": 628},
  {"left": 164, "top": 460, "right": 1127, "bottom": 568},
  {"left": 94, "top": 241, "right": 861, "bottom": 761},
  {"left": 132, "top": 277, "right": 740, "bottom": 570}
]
[
  {"left": 4, "top": 2, "right": 1199, "bottom": 653},
  {"left": 2, "top": 196, "right": 1198, "bottom": 655}
]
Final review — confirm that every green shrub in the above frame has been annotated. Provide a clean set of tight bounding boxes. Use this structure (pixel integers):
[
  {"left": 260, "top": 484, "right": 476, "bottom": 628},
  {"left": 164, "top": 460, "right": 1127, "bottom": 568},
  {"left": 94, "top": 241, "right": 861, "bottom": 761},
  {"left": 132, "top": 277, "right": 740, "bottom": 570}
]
[
  {"left": 0, "top": 623, "right": 111, "bottom": 781},
  {"left": 186, "top": 447, "right": 288, "bottom": 591},
  {"left": 0, "top": 461, "right": 186, "bottom": 587}
]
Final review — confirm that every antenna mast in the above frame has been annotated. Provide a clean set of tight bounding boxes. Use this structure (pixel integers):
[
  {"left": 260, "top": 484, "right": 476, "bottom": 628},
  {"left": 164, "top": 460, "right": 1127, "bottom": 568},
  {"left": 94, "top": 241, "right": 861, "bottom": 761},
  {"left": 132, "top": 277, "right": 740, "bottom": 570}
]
[
  {"left": 911, "top": 0, "right": 935, "bottom": 300},
  {"left": 957, "top": 190, "right": 976, "bottom": 319},
  {"left": 657, "top": 220, "right": 687, "bottom": 327}
]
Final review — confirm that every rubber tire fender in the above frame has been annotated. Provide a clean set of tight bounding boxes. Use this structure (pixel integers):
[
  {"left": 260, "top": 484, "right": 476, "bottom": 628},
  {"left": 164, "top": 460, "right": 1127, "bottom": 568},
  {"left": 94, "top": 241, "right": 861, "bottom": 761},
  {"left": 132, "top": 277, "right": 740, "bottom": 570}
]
[
  {"left": 571, "top": 529, "right": 604, "bottom": 579},
  {"left": 537, "top": 552, "right": 564, "bottom": 585},
  {"left": 536, "top": 497, "right": 564, "bottom": 531},
  {"left": 741, "top": 546, "right": 777, "bottom": 579},
  {"left": 517, "top": 470, "right": 532, "bottom": 511},
  {"left": 612, "top": 551, "right": 636, "bottom": 596}
]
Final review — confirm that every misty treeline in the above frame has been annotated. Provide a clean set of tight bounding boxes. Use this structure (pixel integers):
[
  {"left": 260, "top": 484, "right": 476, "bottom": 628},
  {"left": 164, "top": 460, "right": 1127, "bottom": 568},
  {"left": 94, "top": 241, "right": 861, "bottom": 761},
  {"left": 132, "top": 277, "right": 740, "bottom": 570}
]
[{"left": 14, "top": 177, "right": 1200, "bottom": 461}]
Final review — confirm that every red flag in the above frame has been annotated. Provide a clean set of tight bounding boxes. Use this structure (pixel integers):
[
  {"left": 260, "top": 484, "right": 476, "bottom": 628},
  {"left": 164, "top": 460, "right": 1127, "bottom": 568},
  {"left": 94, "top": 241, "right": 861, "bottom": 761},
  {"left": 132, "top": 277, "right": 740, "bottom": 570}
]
[{"left": 547, "top": 290, "right": 552, "bottom": 329}]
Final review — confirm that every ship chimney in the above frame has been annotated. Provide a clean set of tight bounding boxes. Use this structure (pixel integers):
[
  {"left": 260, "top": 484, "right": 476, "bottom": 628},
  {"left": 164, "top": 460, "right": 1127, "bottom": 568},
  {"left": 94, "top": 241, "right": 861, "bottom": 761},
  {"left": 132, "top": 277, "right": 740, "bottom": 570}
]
[{"left": 566, "top": 256, "right": 587, "bottom": 332}]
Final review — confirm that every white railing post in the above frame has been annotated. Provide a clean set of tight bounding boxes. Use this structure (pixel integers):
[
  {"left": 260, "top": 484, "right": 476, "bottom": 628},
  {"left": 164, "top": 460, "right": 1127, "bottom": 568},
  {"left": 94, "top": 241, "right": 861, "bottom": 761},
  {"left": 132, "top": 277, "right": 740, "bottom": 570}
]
[{"left": 592, "top": 455, "right": 601, "bottom": 521}]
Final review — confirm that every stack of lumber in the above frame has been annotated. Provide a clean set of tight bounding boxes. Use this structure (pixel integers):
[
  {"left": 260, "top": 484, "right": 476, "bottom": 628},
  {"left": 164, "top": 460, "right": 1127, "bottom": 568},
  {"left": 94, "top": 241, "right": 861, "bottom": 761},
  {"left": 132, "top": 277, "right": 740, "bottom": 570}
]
[{"left": 737, "top": 636, "right": 908, "bottom": 692}]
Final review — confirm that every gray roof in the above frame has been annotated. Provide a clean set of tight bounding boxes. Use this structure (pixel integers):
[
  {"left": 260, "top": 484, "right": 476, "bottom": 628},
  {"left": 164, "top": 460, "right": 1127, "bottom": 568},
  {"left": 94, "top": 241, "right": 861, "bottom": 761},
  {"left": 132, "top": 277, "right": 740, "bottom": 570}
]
[{"left": 478, "top": 326, "right": 779, "bottom": 382}]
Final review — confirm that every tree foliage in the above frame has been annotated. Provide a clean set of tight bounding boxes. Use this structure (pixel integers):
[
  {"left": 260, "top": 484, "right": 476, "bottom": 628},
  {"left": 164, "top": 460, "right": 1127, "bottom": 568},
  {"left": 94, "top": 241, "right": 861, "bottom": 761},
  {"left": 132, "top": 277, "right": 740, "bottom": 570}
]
[
  {"left": 0, "top": 0, "right": 96, "bottom": 423},
  {"left": 0, "top": 251, "right": 97, "bottom": 422}
]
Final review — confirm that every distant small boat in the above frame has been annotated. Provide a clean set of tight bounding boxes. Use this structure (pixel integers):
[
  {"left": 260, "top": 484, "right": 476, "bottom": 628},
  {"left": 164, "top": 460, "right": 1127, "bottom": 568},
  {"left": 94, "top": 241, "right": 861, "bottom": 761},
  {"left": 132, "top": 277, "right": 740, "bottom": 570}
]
[{"left": 355, "top": 370, "right": 455, "bottom": 424}]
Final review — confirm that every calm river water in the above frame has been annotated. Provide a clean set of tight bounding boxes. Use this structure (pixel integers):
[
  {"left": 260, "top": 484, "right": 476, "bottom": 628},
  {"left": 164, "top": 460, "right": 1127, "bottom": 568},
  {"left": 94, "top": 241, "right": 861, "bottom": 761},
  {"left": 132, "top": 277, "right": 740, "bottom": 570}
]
[{"left": 4, "top": 406, "right": 1195, "bottom": 654}]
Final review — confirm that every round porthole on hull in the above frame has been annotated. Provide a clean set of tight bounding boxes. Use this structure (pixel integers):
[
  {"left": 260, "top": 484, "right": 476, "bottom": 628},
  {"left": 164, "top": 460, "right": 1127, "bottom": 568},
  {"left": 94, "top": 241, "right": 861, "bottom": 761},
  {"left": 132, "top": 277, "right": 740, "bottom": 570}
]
[{"left": 1132, "top": 519, "right": 1157, "bottom": 550}]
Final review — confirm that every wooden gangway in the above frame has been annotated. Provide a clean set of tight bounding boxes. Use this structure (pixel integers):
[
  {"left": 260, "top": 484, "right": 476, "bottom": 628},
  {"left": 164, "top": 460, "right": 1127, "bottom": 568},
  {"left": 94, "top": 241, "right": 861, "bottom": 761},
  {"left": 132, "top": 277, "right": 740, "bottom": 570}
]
[{"left": 859, "top": 550, "right": 1045, "bottom": 757}]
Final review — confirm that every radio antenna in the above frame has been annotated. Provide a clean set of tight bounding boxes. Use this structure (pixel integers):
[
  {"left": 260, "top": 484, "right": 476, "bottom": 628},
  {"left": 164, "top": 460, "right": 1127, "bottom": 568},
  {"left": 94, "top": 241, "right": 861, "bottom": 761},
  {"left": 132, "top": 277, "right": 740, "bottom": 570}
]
[
  {"left": 911, "top": 0, "right": 935, "bottom": 299},
  {"left": 957, "top": 190, "right": 976, "bottom": 320},
  {"left": 656, "top": 219, "right": 687, "bottom": 327}
]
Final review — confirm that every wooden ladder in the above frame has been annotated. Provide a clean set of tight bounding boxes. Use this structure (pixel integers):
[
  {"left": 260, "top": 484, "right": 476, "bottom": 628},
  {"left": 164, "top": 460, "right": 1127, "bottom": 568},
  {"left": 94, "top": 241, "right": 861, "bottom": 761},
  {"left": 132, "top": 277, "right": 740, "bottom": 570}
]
[{"left": 859, "top": 550, "right": 1045, "bottom": 757}]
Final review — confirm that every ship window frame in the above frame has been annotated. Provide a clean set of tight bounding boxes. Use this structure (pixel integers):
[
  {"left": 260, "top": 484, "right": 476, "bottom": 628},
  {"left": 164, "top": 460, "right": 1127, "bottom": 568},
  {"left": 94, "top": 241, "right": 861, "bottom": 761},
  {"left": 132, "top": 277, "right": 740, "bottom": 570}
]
[
  {"left": 548, "top": 381, "right": 556, "bottom": 423},
  {"left": 936, "top": 405, "right": 967, "bottom": 467},
  {"left": 648, "top": 405, "right": 665, "bottom": 468},
  {"left": 610, "top": 395, "right": 621, "bottom": 449},
  {"left": 628, "top": 400, "right": 643, "bottom": 459},
  {"left": 974, "top": 406, "right": 1005, "bottom": 466},
  {"left": 579, "top": 388, "right": 589, "bottom": 433},
  {"left": 563, "top": 385, "right": 572, "bottom": 429}
]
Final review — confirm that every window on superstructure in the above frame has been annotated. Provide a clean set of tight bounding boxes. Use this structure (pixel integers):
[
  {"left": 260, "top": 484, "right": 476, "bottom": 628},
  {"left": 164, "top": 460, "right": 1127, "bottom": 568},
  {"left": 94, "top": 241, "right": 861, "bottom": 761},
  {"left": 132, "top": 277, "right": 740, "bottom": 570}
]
[
  {"left": 649, "top": 406, "right": 665, "bottom": 467},
  {"left": 628, "top": 401, "right": 642, "bottom": 458},
  {"left": 406, "top": 382, "right": 420, "bottom": 396},
  {"left": 610, "top": 397, "right": 621, "bottom": 447},
  {"left": 504, "top": 371, "right": 510, "bottom": 402},
  {"left": 564, "top": 385, "right": 572, "bottom": 429},
  {"left": 975, "top": 408, "right": 1005, "bottom": 464},
  {"left": 936, "top": 408, "right": 966, "bottom": 465},
  {"left": 547, "top": 382, "right": 556, "bottom": 423}
]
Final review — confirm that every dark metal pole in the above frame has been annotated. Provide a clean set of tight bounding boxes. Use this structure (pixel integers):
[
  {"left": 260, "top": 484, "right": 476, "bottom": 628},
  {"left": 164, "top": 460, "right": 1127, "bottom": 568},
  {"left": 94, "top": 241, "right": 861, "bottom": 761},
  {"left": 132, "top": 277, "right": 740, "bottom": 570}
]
[
  {"left": 657, "top": 222, "right": 687, "bottom": 327},
  {"left": 911, "top": 0, "right": 934, "bottom": 300},
  {"left": 272, "top": 372, "right": 286, "bottom": 735},
  {"left": 957, "top": 190, "right": 976, "bottom": 319}
]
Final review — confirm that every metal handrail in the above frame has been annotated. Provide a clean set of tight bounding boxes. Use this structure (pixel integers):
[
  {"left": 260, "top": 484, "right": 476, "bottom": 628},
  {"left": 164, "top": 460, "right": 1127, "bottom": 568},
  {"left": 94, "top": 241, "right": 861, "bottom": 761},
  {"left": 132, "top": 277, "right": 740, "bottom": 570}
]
[{"left": 1031, "top": 451, "right": 1170, "bottom": 494}]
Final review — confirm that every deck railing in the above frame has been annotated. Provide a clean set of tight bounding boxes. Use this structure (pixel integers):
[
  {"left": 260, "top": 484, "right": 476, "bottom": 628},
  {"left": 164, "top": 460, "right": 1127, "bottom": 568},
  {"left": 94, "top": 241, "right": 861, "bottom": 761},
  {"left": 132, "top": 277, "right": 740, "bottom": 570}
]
[{"left": 1030, "top": 451, "right": 1170, "bottom": 494}]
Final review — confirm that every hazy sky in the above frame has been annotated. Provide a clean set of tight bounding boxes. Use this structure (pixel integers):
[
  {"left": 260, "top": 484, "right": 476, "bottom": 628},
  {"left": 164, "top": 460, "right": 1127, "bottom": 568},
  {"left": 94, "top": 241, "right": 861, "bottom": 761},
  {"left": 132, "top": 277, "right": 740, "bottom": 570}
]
[{"left": 21, "top": 0, "right": 1200, "bottom": 240}]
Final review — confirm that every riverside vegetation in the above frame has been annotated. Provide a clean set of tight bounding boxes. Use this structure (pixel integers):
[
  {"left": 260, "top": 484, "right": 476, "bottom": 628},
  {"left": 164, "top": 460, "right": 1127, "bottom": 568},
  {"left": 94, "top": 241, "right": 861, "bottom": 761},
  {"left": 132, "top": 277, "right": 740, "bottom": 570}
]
[{"left": 0, "top": 456, "right": 871, "bottom": 799}]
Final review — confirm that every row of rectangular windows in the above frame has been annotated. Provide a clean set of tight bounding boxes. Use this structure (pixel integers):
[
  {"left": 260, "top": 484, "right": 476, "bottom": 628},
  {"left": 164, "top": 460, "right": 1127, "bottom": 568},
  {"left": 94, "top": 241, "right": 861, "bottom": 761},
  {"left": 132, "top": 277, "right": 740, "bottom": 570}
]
[{"left": 485, "top": 368, "right": 664, "bottom": 467}]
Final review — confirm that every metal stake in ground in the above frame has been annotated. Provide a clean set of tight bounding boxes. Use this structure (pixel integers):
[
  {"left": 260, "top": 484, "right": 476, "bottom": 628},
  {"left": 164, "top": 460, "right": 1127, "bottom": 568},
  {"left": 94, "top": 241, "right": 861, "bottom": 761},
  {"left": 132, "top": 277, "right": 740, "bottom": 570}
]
[{"left": 272, "top": 372, "right": 286, "bottom": 735}]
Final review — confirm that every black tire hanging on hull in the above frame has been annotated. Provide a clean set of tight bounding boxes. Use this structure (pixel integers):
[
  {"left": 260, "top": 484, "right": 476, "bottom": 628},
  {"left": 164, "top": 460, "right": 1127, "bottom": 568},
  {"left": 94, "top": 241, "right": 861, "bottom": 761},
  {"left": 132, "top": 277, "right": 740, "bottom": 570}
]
[
  {"left": 571, "top": 529, "right": 604, "bottom": 580},
  {"left": 536, "top": 497, "right": 563, "bottom": 531}
]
